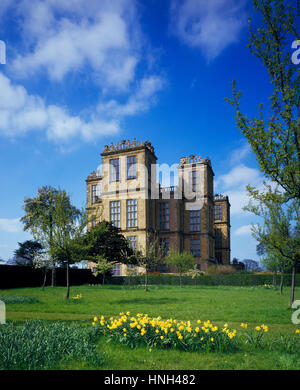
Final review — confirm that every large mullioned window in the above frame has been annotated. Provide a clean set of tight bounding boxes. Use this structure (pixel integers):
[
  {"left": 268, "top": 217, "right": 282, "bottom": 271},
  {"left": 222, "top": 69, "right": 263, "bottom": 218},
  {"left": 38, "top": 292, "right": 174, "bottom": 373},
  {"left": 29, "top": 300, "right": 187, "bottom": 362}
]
[
  {"left": 190, "top": 239, "right": 200, "bottom": 257},
  {"left": 110, "top": 158, "right": 120, "bottom": 182},
  {"left": 214, "top": 204, "right": 222, "bottom": 220},
  {"left": 159, "top": 202, "right": 169, "bottom": 230},
  {"left": 127, "top": 235, "right": 137, "bottom": 250},
  {"left": 190, "top": 170, "right": 200, "bottom": 193},
  {"left": 189, "top": 209, "right": 200, "bottom": 232},
  {"left": 127, "top": 199, "right": 138, "bottom": 228},
  {"left": 91, "top": 184, "right": 101, "bottom": 204},
  {"left": 127, "top": 155, "right": 137, "bottom": 179},
  {"left": 215, "top": 228, "right": 222, "bottom": 248},
  {"left": 110, "top": 201, "right": 120, "bottom": 228},
  {"left": 112, "top": 264, "right": 121, "bottom": 276}
]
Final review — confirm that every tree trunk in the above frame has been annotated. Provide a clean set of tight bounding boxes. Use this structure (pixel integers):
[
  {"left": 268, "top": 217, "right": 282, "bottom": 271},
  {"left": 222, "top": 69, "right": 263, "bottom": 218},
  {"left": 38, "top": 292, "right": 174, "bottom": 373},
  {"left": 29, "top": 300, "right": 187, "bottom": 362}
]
[
  {"left": 50, "top": 218, "right": 56, "bottom": 287},
  {"left": 145, "top": 270, "right": 148, "bottom": 291},
  {"left": 51, "top": 267, "right": 56, "bottom": 287},
  {"left": 66, "top": 260, "right": 70, "bottom": 299},
  {"left": 102, "top": 272, "right": 105, "bottom": 286},
  {"left": 280, "top": 272, "right": 284, "bottom": 295},
  {"left": 42, "top": 270, "right": 47, "bottom": 290},
  {"left": 273, "top": 270, "right": 277, "bottom": 288},
  {"left": 290, "top": 265, "right": 295, "bottom": 308}
]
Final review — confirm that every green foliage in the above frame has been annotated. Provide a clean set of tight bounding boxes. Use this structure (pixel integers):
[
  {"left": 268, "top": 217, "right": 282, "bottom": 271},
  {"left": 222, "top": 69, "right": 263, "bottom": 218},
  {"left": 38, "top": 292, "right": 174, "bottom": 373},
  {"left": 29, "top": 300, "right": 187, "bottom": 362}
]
[
  {"left": 0, "top": 320, "right": 104, "bottom": 369},
  {"left": 83, "top": 221, "right": 134, "bottom": 264},
  {"left": 243, "top": 184, "right": 300, "bottom": 305},
  {"left": 95, "top": 256, "right": 112, "bottom": 276},
  {"left": 165, "top": 250, "right": 196, "bottom": 287},
  {"left": 134, "top": 231, "right": 164, "bottom": 291},
  {"left": 21, "top": 186, "right": 59, "bottom": 257},
  {"left": 110, "top": 273, "right": 300, "bottom": 287},
  {"left": 14, "top": 240, "right": 43, "bottom": 267},
  {"left": 226, "top": 0, "right": 300, "bottom": 201},
  {"left": 95, "top": 256, "right": 112, "bottom": 285},
  {"left": 166, "top": 250, "right": 195, "bottom": 274},
  {"left": 0, "top": 295, "right": 39, "bottom": 304}
]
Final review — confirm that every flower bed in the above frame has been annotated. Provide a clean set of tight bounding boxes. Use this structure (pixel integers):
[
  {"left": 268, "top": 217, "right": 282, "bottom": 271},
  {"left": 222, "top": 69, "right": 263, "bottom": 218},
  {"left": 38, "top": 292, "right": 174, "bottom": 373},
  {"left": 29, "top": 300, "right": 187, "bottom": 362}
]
[{"left": 92, "top": 312, "right": 300, "bottom": 354}]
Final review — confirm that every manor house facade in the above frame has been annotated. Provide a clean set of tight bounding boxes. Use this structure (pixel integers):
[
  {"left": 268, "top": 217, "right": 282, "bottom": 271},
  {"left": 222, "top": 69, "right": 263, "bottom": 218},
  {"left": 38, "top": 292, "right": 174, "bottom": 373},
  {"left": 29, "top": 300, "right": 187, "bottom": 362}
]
[{"left": 86, "top": 140, "right": 230, "bottom": 275}]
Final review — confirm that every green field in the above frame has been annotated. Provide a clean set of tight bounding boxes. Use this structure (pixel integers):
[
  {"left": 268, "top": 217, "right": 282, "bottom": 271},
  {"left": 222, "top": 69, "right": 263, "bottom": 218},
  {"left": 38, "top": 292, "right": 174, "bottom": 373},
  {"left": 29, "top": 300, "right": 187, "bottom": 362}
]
[{"left": 1, "top": 284, "right": 300, "bottom": 370}]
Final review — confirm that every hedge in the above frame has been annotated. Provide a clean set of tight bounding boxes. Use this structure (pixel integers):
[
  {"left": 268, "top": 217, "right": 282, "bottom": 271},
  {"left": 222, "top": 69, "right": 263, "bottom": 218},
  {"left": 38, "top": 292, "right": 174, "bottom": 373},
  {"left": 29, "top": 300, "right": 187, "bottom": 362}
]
[
  {"left": 0, "top": 265, "right": 101, "bottom": 289},
  {"left": 108, "top": 273, "right": 300, "bottom": 287},
  {"left": 1, "top": 265, "right": 299, "bottom": 289}
]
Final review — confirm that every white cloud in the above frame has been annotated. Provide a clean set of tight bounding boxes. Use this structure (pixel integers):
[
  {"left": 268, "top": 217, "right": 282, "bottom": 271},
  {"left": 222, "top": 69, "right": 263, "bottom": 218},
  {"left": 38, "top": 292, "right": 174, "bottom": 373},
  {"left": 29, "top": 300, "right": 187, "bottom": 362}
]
[
  {"left": 234, "top": 224, "right": 252, "bottom": 236},
  {"left": 0, "top": 1, "right": 165, "bottom": 144},
  {"left": 216, "top": 164, "right": 262, "bottom": 190},
  {"left": 215, "top": 160, "right": 264, "bottom": 215},
  {"left": 229, "top": 143, "right": 251, "bottom": 165},
  {"left": 11, "top": 0, "right": 142, "bottom": 91},
  {"left": 0, "top": 218, "right": 22, "bottom": 233},
  {"left": 170, "top": 0, "right": 247, "bottom": 61},
  {"left": 97, "top": 75, "right": 166, "bottom": 118},
  {"left": 0, "top": 72, "right": 120, "bottom": 141}
]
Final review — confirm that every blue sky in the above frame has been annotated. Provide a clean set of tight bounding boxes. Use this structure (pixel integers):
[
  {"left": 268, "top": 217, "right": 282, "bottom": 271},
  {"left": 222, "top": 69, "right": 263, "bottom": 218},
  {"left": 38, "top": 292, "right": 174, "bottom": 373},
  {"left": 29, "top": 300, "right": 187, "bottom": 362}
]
[{"left": 0, "top": 0, "right": 291, "bottom": 263}]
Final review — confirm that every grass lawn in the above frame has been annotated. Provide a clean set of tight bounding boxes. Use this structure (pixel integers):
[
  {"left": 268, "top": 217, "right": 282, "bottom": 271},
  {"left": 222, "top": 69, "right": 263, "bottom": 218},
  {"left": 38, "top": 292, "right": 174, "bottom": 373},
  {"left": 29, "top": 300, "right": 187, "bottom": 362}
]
[{"left": 1, "top": 284, "right": 300, "bottom": 370}]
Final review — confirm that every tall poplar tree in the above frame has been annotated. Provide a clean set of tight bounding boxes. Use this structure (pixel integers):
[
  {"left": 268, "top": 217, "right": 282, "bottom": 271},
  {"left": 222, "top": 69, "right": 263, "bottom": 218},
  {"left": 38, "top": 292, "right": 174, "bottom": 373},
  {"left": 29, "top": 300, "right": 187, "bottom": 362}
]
[{"left": 21, "top": 186, "right": 59, "bottom": 286}]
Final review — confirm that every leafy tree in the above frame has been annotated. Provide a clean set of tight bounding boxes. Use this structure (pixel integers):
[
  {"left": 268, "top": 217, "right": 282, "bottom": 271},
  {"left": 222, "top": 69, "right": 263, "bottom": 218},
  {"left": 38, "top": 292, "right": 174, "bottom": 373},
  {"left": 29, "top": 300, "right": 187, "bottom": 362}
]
[
  {"left": 83, "top": 221, "right": 134, "bottom": 265},
  {"left": 33, "top": 251, "right": 51, "bottom": 290},
  {"left": 125, "top": 265, "right": 138, "bottom": 286},
  {"left": 186, "top": 265, "right": 203, "bottom": 286},
  {"left": 21, "top": 186, "right": 60, "bottom": 286},
  {"left": 135, "top": 231, "right": 163, "bottom": 291},
  {"left": 166, "top": 250, "right": 196, "bottom": 288},
  {"left": 256, "top": 242, "right": 266, "bottom": 258},
  {"left": 94, "top": 255, "right": 112, "bottom": 286},
  {"left": 244, "top": 184, "right": 300, "bottom": 306},
  {"left": 226, "top": 0, "right": 300, "bottom": 201},
  {"left": 50, "top": 191, "right": 86, "bottom": 299},
  {"left": 14, "top": 240, "right": 43, "bottom": 267}
]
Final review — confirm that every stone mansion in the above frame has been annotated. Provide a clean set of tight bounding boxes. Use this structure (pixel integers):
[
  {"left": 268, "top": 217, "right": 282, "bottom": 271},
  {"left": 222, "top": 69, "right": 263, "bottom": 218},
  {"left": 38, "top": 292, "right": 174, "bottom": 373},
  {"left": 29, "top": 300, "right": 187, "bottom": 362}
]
[{"left": 86, "top": 140, "right": 230, "bottom": 275}]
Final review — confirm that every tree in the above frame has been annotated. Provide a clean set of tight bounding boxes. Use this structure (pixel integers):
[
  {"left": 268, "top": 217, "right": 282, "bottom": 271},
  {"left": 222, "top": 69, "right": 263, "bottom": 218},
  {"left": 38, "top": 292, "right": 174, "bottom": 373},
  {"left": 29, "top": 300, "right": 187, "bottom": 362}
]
[
  {"left": 94, "top": 255, "right": 112, "bottom": 286},
  {"left": 21, "top": 186, "right": 60, "bottom": 286},
  {"left": 14, "top": 240, "right": 43, "bottom": 267},
  {"left": 83, "top": 221, "right": 134, "bottom": 265},
  {"left": 226, "top": 0, "right": 300, "bottom": 202},
  {"left": 135, "top": 231, "right": 163, "bottom": 291},
  {"left": 244, "top": 184, "right": 300, "bottom": 306},
  {"left": 166, "top": 250, "right": 196, "bottom": 288},
  {"left": 256, "top": 242, "right": 266, "bottom": 258},
  {"left": 186, "top": 265, "right": 203, "bottom": 286},
  {"left": 33, "top": 251, "right": 51, "bottom": 290},
  {"left": 51, "top": 191, "right": 86, "bottom": 299}
]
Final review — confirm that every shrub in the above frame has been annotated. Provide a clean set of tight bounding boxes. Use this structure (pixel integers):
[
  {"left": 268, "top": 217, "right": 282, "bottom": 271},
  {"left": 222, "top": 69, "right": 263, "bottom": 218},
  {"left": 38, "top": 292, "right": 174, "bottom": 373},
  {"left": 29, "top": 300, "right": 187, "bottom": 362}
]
[
  {"left": 0, "top": 295, "right": 39, "bottom": 304},
  {"left": 205, "top": 265, "right": 219, "bottom": 275},
  {"left": 205, "top": 265, "right": 236, "bottom": 275},
  {"left": 217, "top": 266, "right": 237, "bottom": 275}
]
